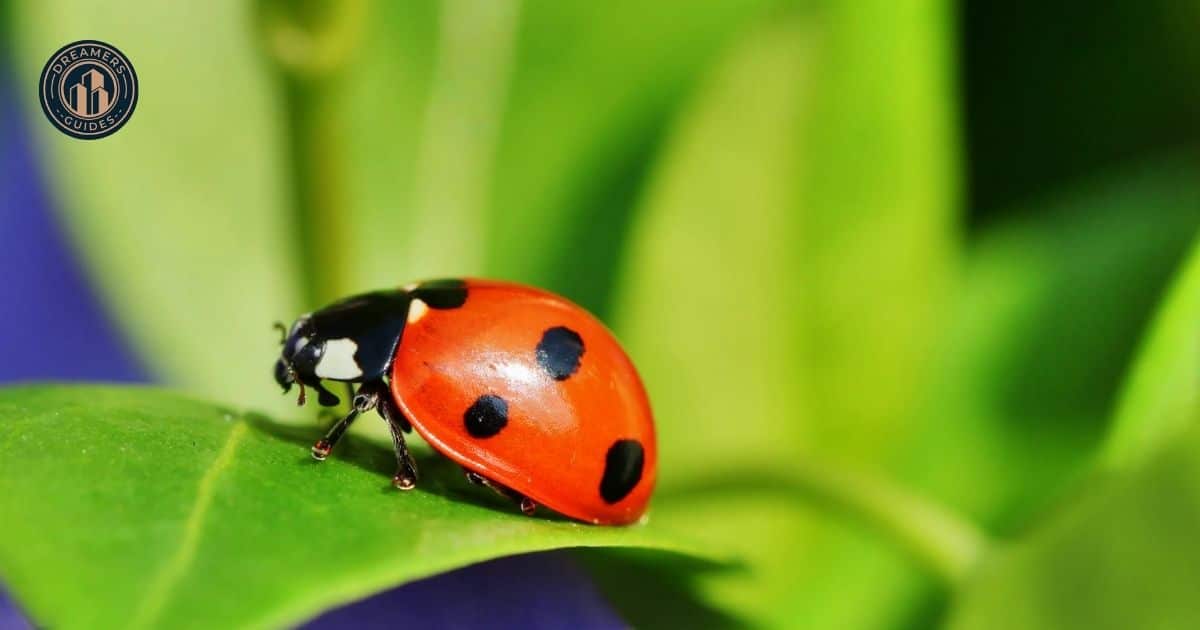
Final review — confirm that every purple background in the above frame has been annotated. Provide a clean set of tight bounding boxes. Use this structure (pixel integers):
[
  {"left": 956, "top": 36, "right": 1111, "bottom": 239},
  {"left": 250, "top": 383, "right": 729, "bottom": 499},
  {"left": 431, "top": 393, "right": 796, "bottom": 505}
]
[{"left": 0, "top": 65, "right": 622, "bottom": 629}]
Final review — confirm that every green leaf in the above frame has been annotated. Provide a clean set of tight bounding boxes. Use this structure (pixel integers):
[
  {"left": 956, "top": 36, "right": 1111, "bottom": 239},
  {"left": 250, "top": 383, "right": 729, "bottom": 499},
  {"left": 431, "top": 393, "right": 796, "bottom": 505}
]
[
  {"left": 792, "top": 0, "right": 960, "bottom": 460},
  {"left": 898, "top": 156, "right": 1200, "bottom": 532},
  {"left": 611, "top": 14, "right": 811, "bottom": 482},
  {"left": 344, "top": 0, "right": 787, "bottom": 314},
  {"left": 601, "top": 14, "right": 824, "bottom": 622},
  {"left": 947, "top": 422, "right": 1200, "bottom": 630},
  {"left": 1103, "top": 212, "right": 1200, "bottom": 467},
  {"left": 964, "top": 0, "right": 1200, "bottom": 212},
  {"left": 486, "top": 0, "right": 787, "bottom": 309},
  {"left": 604, "top": 0, "right": 961, "bottom": 624},
  {"left": 340, "top": 0, "right": 496, "bottom": 287},
  {"left": 771, "top": 2, "right": 964, "bottom": 623},
  {"left": 10, "top": 2, "right": 297, "bottom": 416},
  {"left": 0, "top": 385, "right": 705, "bottom": 629},
  {"left": 9, "top": 0, "right": 791, "bottom": 415}
]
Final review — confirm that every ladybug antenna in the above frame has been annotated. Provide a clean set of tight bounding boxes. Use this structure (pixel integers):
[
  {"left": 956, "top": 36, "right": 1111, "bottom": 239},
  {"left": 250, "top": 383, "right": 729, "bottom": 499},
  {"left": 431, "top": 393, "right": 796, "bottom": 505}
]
[{"left": 273, "top": 321, "right": 288, "bottom": 345}]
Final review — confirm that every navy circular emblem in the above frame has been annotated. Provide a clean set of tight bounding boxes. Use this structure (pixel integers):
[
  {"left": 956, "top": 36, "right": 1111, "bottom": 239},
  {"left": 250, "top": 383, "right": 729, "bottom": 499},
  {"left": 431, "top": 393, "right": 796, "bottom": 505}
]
[{"left": 39, "top": 40, "right": 138, "bottom": 140}]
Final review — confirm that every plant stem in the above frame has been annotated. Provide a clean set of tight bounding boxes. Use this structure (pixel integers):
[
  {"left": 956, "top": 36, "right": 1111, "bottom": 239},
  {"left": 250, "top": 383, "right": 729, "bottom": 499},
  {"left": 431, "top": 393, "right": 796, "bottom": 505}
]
[
  {"left": 791, "top": 457, "right": 989, "bottom": 585},
  {"left": 256, "top": 0, "right": 366, "bottom": 310},
  {"left": 668, "top": 459, "right": 990, "bottom": 586},
  {"left": 280, "top": 74, "right": 348, "bottom": 309}
]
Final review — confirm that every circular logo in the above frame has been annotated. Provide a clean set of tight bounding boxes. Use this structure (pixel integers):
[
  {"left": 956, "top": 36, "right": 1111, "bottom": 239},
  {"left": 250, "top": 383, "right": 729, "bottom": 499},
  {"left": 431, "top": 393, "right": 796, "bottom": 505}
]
[{"left": 39, "top": 40, "right": 138, "bottom": 140}]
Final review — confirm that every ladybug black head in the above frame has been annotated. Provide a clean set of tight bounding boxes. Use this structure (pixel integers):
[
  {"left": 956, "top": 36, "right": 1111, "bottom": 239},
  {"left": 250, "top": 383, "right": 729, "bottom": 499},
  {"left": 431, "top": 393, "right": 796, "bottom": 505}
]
[
  {"left": 273, "top": 316, "right": 341, "bottom": 407},
  {"left": 272, "top": 290, "right": 417, "bottom": 407},
  {"left": 273, "top": 356, "right": 293, "bottom": 392}
]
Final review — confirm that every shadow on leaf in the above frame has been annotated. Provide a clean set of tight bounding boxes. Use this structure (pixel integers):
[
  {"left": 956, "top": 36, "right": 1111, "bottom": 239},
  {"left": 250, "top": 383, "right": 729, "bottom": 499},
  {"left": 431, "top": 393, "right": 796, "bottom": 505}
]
[{"left": 241, "top": 412, "right": 574, "bottom": 522}]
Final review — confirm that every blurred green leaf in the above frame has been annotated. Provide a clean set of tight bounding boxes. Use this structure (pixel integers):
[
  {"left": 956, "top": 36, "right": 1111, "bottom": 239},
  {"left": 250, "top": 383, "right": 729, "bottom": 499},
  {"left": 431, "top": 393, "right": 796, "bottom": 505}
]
[
  {"left": 10, "top": 1, "right": 297, "bottom": 416},
  {"left": 947, "top": 423, "right": 1200, "bottom": 630},
  {"left": 1104, "top": 230, "right": 1200, "bottom": 468},
  {"left": 10, "top": 0, "right": 790, "bottom": 416},
  {"left": 794, "top": 0, "right": 960, "bottom": 460},
  {"left": 341, "top": 0, "right": 498, "bottom": 287},
  {"left": 484, "top": 0, "right": 783, "bottom": 312},
  {"left": 775, "top": 2, "right": 963, "bottom": 623},
  {"left": 964, "top": 0, "right": 1200, "bottom": 214},
  {"left": 898, "top": 156, "right": 1200, "bottom": 535},
  {"left": 612, "top": 16, "right": 809, "bottom": 481},
  {"left": 605, "top": 0, "right": 960, "bottom": 623},
  {"left": 0, "top": 385, "right": 707, "bottom": 629},
  {"left": 603, "top": 14, "right": 820, "bottom": 624},
  {"left": 345, "top": 0, "right": 787, "bottom": 315}
]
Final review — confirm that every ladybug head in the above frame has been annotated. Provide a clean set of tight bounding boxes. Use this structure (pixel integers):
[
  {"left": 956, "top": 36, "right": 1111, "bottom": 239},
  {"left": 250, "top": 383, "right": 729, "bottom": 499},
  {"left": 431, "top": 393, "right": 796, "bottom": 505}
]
[{"left": 272, "top": 316, "right": 341, "bottom": 407}]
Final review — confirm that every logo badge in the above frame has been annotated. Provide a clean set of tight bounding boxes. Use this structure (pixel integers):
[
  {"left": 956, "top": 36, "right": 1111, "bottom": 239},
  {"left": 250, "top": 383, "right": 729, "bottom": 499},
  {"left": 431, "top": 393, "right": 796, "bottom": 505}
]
[{"left": 39, "top": 40, "right": 138, "bottom": 140}]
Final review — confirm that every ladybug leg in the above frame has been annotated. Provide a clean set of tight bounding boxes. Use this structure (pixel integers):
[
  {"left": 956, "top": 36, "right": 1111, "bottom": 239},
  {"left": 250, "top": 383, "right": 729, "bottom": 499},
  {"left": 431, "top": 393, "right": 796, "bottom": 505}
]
[
  {"left": 310, "top": 406, "right": 360, "bottom": 460},
  {"left": 310, "top": 385, "right": 380, "bottom": 460},
  {"left": 384, "top": 418, "right": 419, "bottom": 491},
  {"left": 376, "top": 385, "right": 412, "bottom": 433},
  {"left": 464, "top": 469, "right": 537, "bottom": 516},
  {"left": 374, "top": 387, "right": 419, "bottom": 490}
]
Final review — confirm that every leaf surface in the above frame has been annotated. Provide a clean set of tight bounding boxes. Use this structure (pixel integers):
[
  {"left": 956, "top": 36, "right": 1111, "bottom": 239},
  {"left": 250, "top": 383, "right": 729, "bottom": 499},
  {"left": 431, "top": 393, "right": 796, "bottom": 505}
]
[
  {"left": 10, "top": 1, "right": 296, "bottom": 415},
  {"left": 1103, "top": 185, "right": 1200, "bottom": 468},
  {"left": 899, "top": 157, "right": 1200, "bottom": 533},
  {"left": 9, "top": 0, "right": 781, "bottom": 415},
  {"left": 604, "top": 1, "right": 961, "bottom": 624},
  {"left": 947, "top": 422, "right": 1200, "bottom": 630},
  {"left": 0, "top": 385, "right": 705, "bottom": 629}
]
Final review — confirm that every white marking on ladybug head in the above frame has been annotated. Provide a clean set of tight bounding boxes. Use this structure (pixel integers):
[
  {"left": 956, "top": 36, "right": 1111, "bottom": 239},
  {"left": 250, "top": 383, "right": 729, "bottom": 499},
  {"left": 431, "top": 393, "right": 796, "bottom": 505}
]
[
  {"left": 315, "top": 338, "right": 363, "bottom": 380},
  {"left": 407, "top": 298, "right": 429, "bottom": 324}
]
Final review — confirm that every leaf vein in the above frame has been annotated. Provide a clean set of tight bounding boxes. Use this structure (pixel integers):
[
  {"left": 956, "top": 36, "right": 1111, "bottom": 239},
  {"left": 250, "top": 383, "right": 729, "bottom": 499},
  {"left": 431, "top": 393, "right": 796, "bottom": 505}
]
[{"left": 130, "top": 422, "right": 248, "bottom": 629}]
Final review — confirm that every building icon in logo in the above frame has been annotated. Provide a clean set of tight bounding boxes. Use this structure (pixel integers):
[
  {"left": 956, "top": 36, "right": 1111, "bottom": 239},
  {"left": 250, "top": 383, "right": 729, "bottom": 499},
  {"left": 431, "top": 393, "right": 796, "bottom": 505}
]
[
  {"left": 38, "top": 40, "right": 138, "bottom": 139},
  {"left": 66, "top": 68, "right": 112, "bottom": 118}
]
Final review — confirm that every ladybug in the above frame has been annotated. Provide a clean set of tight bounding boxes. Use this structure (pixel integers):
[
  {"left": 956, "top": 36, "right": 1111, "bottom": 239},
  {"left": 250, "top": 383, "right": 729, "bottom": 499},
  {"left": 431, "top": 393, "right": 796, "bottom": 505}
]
[{"left": 272, "top": 279, "right": 656, "bottom": 525}]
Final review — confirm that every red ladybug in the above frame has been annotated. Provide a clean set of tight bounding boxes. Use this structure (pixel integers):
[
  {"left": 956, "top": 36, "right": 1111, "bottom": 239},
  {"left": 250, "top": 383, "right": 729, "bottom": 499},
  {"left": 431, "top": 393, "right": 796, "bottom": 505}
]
[{"left": 272, "top": 279, "right": 656, "bottom": 525}]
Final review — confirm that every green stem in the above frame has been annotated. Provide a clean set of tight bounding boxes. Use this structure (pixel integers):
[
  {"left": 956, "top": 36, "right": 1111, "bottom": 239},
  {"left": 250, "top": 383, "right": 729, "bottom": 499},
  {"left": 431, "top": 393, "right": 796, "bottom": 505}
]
[
  {"left": 280, "top": 74, "right": 349, "bottom": 309},
  {"left": 670, "top": 459, "right": 990, "bottom": 585},
  {"left": 792, "top": 457, "right": 989, "bottom": 584},
  {"left": 256, "top": 0, "right": 365, "bottom": 310}
]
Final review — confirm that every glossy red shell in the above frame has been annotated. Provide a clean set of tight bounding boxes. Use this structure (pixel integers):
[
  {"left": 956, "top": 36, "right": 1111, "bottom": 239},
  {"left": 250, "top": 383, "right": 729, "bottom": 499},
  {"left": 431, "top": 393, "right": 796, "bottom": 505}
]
[{"left": 390, "top": 280, "right": 656, "bottom": 525}]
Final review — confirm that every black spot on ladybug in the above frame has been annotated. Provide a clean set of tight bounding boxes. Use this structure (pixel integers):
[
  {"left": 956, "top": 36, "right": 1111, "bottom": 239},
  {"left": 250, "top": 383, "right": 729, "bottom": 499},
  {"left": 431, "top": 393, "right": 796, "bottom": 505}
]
[
  {"left": 535, "top": 326, "right": 584, "bottom": 380},
  {"left": 600, "top": 439, "right": 644, "bottom": 504},
  {"left": 464, "top": 394, "right": 508, "bottom": 438},
  {"left": 412, "top": 279, "right": 468, "bottom": 309}
]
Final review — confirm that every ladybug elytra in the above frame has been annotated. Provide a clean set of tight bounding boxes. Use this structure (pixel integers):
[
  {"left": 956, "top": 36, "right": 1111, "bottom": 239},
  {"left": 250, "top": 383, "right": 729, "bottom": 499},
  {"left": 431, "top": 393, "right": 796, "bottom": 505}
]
[{"left": 273, "top": 279, "right": 656, "bottom": 525}]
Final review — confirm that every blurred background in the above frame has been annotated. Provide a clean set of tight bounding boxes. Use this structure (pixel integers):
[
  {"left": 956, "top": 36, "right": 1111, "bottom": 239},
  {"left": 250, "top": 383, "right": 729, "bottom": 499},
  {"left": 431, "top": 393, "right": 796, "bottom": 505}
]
[{"left": 2, "top": 0, "right": 1200, "bottom": 628}]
